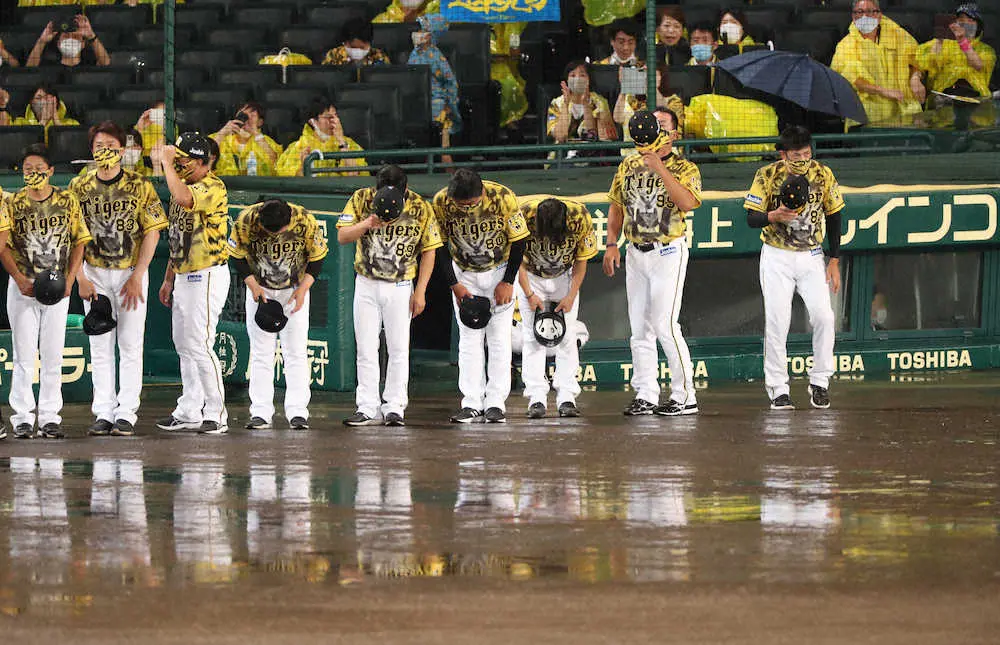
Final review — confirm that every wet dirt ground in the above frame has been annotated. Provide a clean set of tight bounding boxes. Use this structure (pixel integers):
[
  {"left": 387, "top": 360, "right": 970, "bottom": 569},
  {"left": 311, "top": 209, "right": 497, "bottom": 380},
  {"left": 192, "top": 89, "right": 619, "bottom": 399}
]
[{"left": 1, "top": 374, "right": 998, "bottom": 643}]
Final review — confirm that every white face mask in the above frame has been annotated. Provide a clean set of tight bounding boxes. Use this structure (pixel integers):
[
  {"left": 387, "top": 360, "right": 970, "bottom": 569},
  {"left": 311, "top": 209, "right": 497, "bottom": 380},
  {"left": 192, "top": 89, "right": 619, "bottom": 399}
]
[
  {"left": 854, "top": 15, "right": 879, "bottom": 35},
  {"left": 720, "top": 23, "right": 743, "bottom": 44},
  {"left": 411, "top": 31, "right": 429, "bottom": 47},
  {"left": 122, "top": 149, "right": 142, "bottom": 167},
  {"left": 400, "top": 0, "right": 423, "bottom": 7},
  {"left": 345, "top": 46, "right": 369, "bottom": 61},
  {"left": 567, "top": 77, "right": 588, "bottom": 95},
  {"left": 149, "top": 107, "right": 165, "bottom": 125},
  {"left": 59, "top": 38, "right": 84, "bottom": 58}
]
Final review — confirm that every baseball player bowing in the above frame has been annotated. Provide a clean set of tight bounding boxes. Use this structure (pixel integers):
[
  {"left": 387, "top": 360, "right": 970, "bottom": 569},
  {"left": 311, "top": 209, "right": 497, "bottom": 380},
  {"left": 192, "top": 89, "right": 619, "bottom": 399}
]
[
  {"left": 230, "top": 198, "right": 327, "bottom": 430},
  {"left": 433, "top": 169, "right": 529, "bottom": 424},
  {"left": 156, "top": 132, "right": 232, "bottom": 435},
  {"left": 337, "top": 165, "right": 442, "bottom": 427},
  {"left": 517, "top": 197, "right": 598, "bottom": 419},
  {"left": 69, "top": 121, "right": 167, "bottom": 438},
  {"left": 603, "top": 109, "right": 700, "bottom": 417},
  {"left": 744, "top": 126, "right": 844, "bottom": 410},
  {"left": 0, "top": 144, "right": 92, "bottom": 439}
]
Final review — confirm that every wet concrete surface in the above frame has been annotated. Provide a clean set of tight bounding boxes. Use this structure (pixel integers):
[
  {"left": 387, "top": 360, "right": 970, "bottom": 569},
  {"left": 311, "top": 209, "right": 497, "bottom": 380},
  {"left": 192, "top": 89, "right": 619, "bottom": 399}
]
[{"left": 1, "top": 374, "right": 998, "bottom": 643}]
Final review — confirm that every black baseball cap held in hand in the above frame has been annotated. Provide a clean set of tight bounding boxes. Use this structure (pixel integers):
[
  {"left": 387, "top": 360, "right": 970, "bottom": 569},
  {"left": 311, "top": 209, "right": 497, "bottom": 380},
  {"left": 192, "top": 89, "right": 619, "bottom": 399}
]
[
  {"left": 628, "top": 110, "right": 660, "bottom": 147},
  {"left": 533, "top": 306, "right": 567, "bottom": 348},
  {"left": 458, "top": 295, "right": 491, "bottom": 330},
  {"left": 372, "top": 185, "right": 405, "bottom": 221},
  {"left": 255, "top": 298, "right": 288, "bottom": 333},
  {"left": 174, "top": 132, "right": 211, "bottom": 160},
  {"left": 779, "top": 174, "right": 810, "bottom": 211},
  {"left": 34, "top": 269, "right": 65, "bottom": 306},
  {"left": 83, "top": 294, "right": 117, "bottom": 336}
]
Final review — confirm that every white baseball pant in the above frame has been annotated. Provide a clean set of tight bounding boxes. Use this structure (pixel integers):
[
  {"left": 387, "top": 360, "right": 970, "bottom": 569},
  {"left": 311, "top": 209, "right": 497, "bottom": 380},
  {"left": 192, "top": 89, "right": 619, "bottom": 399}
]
[
  {"left": 759, "top": 244, "right": 835, "bottom": 399},
  {"left": 7, "top": 280, "right": 69, "bottom": 428},
  {"left": 245, "top": 285, "right": 311, "bottom": 423},
  {"left": 353, "top": 274, "right": 412, "bottom": 419},
  {"left": 625, "top": 238, "right": 696, "bottom": 406},
  {"left": 516, "top": 270, "right": 581, "bottom": 407},
  {"left": 82, "top": 264, "right": 148, "bottom": 426},
  {"left": 452, "top": 262, "right": 515, "bottom": 412},
  {"left": 170, "top": 264, "right": 230, "bottom": 426}
]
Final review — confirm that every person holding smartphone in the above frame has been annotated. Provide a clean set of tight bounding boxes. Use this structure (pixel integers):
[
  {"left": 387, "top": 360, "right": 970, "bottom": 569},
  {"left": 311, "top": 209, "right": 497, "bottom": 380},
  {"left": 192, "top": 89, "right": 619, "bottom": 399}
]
[
  {"left": 210, "top": 102, "right": 283, "bottom": 177},
  {"left": 276, "top": 99, "right": 368, "bottom": 177},
  {"left": 918, "top": 5, "right": 995, "bottom": 105}
]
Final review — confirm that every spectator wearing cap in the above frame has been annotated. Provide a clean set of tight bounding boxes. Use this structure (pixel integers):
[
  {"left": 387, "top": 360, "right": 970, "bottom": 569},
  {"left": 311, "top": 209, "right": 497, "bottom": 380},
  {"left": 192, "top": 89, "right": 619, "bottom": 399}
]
[
  {"left": 717, "top": 7, "right": 757, "bottom": 51},
  {"left": 409, "top": 13, "right": 462, "bottom": 150},
  {"left": 598, "top": 19, "right": 642, "bottom": 67},
  {"left": 210, "top": 102, "right": 283, "bottom": 177},
  {"left": 548, "top": 60, "right": 617, "bottom": 144},
  {"left": 831, "top": 0, "right": 924, "bottom": 126},
  {"left": 275, "top": 100, "right": 367, "bottom": 178},
  {"left": 13, "top": 86, "right": 80, "bottom": 139},
  {"left": 0, "top": 37, "right": 21, "bottom": 67},
  {"left": 373, "top": 0, "right": 439, "bottom": 23},
  {"left": 26, "top": 14, "right": 110, "bottom": 68},
  {"left": 917, "top": 4, "right": 995, "bottom": 101},
  {"left": 323, "top": 18, "right": 390, "bottom": 66},
  {"left": 688, "top": 22, "right": 718, "bottom": 66},
  {"left": 655, "top": 6, "right": 691, "bottom": 66},
  {"left": 614, "top": 64, "right": 685, "bottom": 138}
]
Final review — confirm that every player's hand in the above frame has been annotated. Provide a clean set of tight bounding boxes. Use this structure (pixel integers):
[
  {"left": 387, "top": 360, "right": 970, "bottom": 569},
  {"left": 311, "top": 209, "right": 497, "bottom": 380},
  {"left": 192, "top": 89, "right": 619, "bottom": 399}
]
[
  {"left": 768, "top": 205, "right": 799, "bottom": 223},
  {"left": 289, "top": 285, "right": 307, "bottom": 314},
  {"left": 494, "top": 281, "right": 514, "bottom": 306},
  {"left": 120, "top": 273, "right": 146, "bottom": 311},
  {"left": 410, "top": 290, "right": 426, "bottom": 317},
  {"left": 826, "top": 259, "right": 841, "bottom": 295},
  {"left": 555, "top": 293, "right": 576, "bottom": 313},
  {"left": 641, "top": 150, "right": 669, "bottom": 174},
  {"left": 158, "top": 280, "right": 173, "bottom": 307},
  {"left": 527, "top": 293, "right": 543, "bottom": 313},
  {"left": 160, "top": 145, "right": 177, "bottom": 167},
  {"left": 603, "top": 244, "right": 621, "bottom": 277},
  {"left": 39, "top": 22, "right": 57, "bottom": 44},
  {"left": 63, "top": 276, "right": 74, "bottom": 299},
  {"left": 364, "top": 214, "right": 385, "bottom": 230},
  {"left": 451, "top": 283, "right": 471, "bottom": 304},
  {"left": 248, "top": 283, "right": 267, "bottom": 304},
  {"left": 15, "top": 275, "right": 34, "bottom": 297},
  {"left": 77, "top": 275, "right": 97, "bottom": 301}
]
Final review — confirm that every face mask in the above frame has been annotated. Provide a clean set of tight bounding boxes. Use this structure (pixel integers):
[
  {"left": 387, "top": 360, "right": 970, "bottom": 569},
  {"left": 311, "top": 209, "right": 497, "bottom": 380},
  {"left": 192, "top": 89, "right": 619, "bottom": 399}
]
[
  {"left": 411, "top": 32, "right": 429, "bottom": 47},
  {"left": 122, "top": 149, "right": 142, "bottom": 168},
  {"left": 400, "top": 0, "right": 423, "bottom": 8},
  {"left": 94, "top": 147, "right": 123, "bottom": 169},
  {"left": 345, "top": 46, "right": 369, "bottom": 61},
  {"left": 174, "top": 160, "right": 195, "bottom": 180},
  {"left": 24, "top": 171, "right": 49, "bottom": 189},
  {"left": 961, "top": 23, "right": 978, "bottom": 39},
  {"left": 635, "top": 131, "right": 671, "bottom": 155},
  {"left": 786, "top": 159, "right": 811, "bottom": 175},
  {"left": 31, "top": 100, "right": 47, "bottom": 117},
  {"left": 567, "top": 77, "right": 588, "bottom": 95},
  {"left": 59, "top": 38, "right": 84, "bottom": 58},
  {"left": 691, "top": 44, "right": 714, "bottom": 62},
  {"left": 720, "top": 23, "right": 742, "bottom": 44},
  {"left": 149, "top": 107, "right": 165, "bottom": 125},
  {"left": 854, "top": 16, "right": 879, "bottom": 35}
]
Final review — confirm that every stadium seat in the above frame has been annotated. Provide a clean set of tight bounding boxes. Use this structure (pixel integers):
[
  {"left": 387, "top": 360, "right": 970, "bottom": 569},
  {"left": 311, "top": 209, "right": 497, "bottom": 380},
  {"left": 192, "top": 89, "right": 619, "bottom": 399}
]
[
  {"left": 88, "top": 6, "right": 152, "bottom": 33},
  {"left": 286, "top": 67, "right": 358, "bottom": 93},
  {"left": 233, "top": 4, "right": 294, "bottom": 30},
  {"left": 305, "top": 5, "right": 369, "bottom": 28},
  {"left": 740, "top": 7, "right": 793, "bottom": 43},
  {"left": 278, "top": 27, "right": 338, "bottom": 62},
  {"left": 187, "top": 88, "right": 251, "bottom": 117},
  {"left": 47, "top": 126, "right": 92, "bottom": 170},
  {"left": 54, "top": 87, "right": 103, "bottom": 116},
  {"left": 890, "top": 10, "right": 933, "bottom": 42},
  {"left": 1, "top": 67, "right": 65, "bottom": 90},
  {"left": 361, "top": 65, "right": 432, "bottom": 146},
  {"left": 681, "top": 5, "right": 724, "bottom": 30},
  {"left": 174, "top": 7, "right": 224, "bottom": 35},
  {"left": 334, "top": 102, "right": 375, "bottom": 153},
  {"left": 589, "top": 65, "right": 620, "bottom": 104},
  {"left": 0, "top": 28, "right": 43, "bottom": 61},
  {"left": 780, "top": 27, "right": 838, "bottom": 63},
  {"left": 715, "top": 44, "right": 768, "bottom": 61},
  {"left": 372, "top": 23, "right": 420, "bottom": 63},
  {"left": 174, "top": 104, "right": 224, "bottom": 133},
  {"left": 261, "top": 105, "right": 300, "bottom": 145},
  {"left": 146, "top": 67, "right": 207, "bottom": 91},
  {"left": 110, "top": 49, "right": 164, "bottom": 68},
  {"left": 115, "top": 87, "right": 169, "bottom": 108},
  {"left": 800, "top": 8, "right": 851, "bottom": 33},
  {"left": 178, "top": 50, "right": 239, "bottom": 69},
  {"left": 69, "top": 69, "right": 133, "bottom": 92},
  {"left": 206, "top": 28, "right": 263, "bottom": 51},
  {"left": 437, "top": 24, "right": 492, "bottom": 87},
  {"left": 264, "top": 86, "right": 334, "bottom": 110},
  {"left": 84, "top": 107, "right": 144, "bottom": 130},
  {"left": 216, "top": 67, "right": 283, "bottom": 95},
  {"left": 133, "top": 27, "right": 193, "bottom": 49},
  {"left": 666, "top": 65, "right": 711, "bottom": 102},
  {"left": 18, "top": 9, "right": 58, "bottom": 32},
  {"left": 0, "top": 126, "right": 44, "bottom": 171},
  {"left": 337, "top": 85, "right": 401, "bottom": 148},
  {"left": 536, "top": 83, "right": 561, "bottom": 142}
]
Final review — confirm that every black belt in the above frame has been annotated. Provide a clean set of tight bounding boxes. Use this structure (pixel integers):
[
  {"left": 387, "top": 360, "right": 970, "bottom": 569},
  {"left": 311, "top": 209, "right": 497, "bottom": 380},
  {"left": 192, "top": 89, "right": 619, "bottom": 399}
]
[{"left": 632, "top": 242, "right": 656, "bottom": 252}]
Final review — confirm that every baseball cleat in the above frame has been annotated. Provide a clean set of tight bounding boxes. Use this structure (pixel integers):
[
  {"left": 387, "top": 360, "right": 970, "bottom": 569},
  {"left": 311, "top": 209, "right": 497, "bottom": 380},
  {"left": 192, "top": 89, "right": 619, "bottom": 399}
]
[
  {"left": 156, "top": 416, "right": 203, "bottom": 431},
  {"left": 654, "top": 400, "right": 699, "bottom": 416},
  {"left": 0, "top": 423, "right": 6, "bottom": 441},
  {"left": 111, "top": 419, "right": 135, "bottom": 437},
  {"left": 770, "top": 394, "right": 795, "bottom": 410},
  {"left": 527, "top": 402, "right": 546, "bottom": 419},
  {"left": 14, "top": 424, "right": 33, "bottom": 440},
  {"left": 289, "top": 417, "right": 310, "bottom": 430},
  {"left": 384, "top": 413, "right": 405, "bottom": 427},
  {"left": 624, "top": 398, "right": 656, "bottom": 416},
  {"left": 198, "top": 421, "right": 229, "bottom": 435},
  {"left": 89, "top": 419, "right": 113, "bottom": 436},
  {"left": 344, "top": 411, "right": 381, "bottom": 427},
  {"left": 484, "top": 407, "right": 506, "bottom": 423},
  {"left": 38, "top": 423, "right": 64, "bottom": 439},
  {"left": 808, "top": 385, "right": 831, "bottom": 409},
  {"left": 245, "top": 416, "right": 271, "bottom": 430},
  {"left": 449, "top": 408, "right": 483, "bottom": 424},
  {"left": 558, "top": 402, "right": 581, "bottom": 418}
]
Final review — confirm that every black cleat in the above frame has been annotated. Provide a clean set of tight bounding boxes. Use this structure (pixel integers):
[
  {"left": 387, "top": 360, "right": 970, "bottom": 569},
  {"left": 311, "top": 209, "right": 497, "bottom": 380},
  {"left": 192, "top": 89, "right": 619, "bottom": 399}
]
[
  {"left": 558, "top": 401, "right": 581, "bottom": 418},
  {"left": 38, "top": 423, "right": 64, "bottom": 439},
  {"left": 484, "top": 407, "right": 506, "bottom": 423},
  {"left": 624, "top": 398, "right": 656, "bottom": 416},
  {"left": 770, "top": 394, "right": 795, "bottom": 410},
  {"left": 654, "top": 400, "right": 699, "bottom": 416},
  {"left": 289, "top": 416, "right": 310, "bottom": 430},
  {"left": 344, "top": 411, "right": 381, "bottom": 426},
  {"left": 450, "top": 407, "right": 483, "bottom": 424},
  {"left": 245, "top": 416, "right": 271, "bottom": 430},
  {"left": 808, "top": 385, "right": 831, "bottom": 409},
  {"left": 89, "top": 419, "right": 113, "bottom": 436},
  {"left": 156, "top": 416, "right": 202, "bottom": 431},
  {"left": 527, "top": 402, "right": 546, "bottom": 419},
  {"left": 198, "top": 421, "right": 228, "bottom": 435},
  {"left": 384, "top": 412, "right": 405, "bottom": 427},
  {"left": 0, "top": 423, "right": 6, "bottom": 441},
  {"left": 111, "top": 419, "right": 135, "bottom": 436},
  {"left": 14, "top": 423, "right": 32, "bottom": 439}
]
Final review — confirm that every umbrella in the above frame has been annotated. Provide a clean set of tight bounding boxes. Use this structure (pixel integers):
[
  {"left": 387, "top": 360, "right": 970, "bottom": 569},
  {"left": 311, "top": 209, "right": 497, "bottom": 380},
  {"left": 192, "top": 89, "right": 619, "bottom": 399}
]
[{"left": 717, "top": 50, "right": 868, "bottom": 124}]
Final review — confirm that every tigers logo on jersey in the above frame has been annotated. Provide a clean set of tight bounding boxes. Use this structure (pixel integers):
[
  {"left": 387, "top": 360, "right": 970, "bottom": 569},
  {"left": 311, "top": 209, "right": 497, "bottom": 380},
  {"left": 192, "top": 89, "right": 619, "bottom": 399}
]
[
  {"left": 167, "top": 174, "right": 230, "bottom": 273},
  {"left": 68, "top": 168, "right": 167, "bottom": 270},
  {"left": 7, "top": 187, "right": 92, "bottom": 279},
  {"left": 229, "top": 202, "right": 329, "bottom": 290},
  {"left": 521, "top": 199, "right": 599, "bottom": 279},
  {"left": 608, "top": 153, "right": 702, "bottom": 245},
  {"left": 432, "top": 181, "right": 529, "bottom": 272}
]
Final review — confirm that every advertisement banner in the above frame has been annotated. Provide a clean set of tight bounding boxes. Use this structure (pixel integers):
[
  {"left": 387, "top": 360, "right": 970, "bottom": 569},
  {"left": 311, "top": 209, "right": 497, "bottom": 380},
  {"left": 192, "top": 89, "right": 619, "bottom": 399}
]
[{"left": 442, "top": 0, "right": 560, "bottom": 23}]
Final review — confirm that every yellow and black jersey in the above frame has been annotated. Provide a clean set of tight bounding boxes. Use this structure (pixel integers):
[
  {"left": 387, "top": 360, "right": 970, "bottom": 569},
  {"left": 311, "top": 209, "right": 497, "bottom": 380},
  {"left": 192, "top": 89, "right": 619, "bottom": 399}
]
[
  {"left": 229, "top": 202, "right": 329, "bottom": 290},
  {"left": 6, "top": 187, "right": 92, "bottom": 279},
  {"left": 608, "top": 152, "right": 702, "bottom": 245},
  {"left": 167, "top": 173, "right": 229, "bottom": 274},
  {"left": 0, "top": 190, "right": 11, "bottom": 233},
  {"left": 69, "top": 168, "right": 167, "bottom": 270},
  {"left": 432, "top": 180, "right": 529, "bottom": 272},
  {"left": 520, "top": 198, "right": 598, "bottom": 278},
  {"left": 744, "top": 160, "right": 845, "bottom": 252},
  {"left": 338, "top": 188, "right": 443, "bottom": 282}
]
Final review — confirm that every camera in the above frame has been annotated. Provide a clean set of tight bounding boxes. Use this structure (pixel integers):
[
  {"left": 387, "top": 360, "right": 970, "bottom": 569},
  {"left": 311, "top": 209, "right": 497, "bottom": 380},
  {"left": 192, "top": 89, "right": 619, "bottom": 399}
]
[
  {"left": 53, "top": 14, "right": 76, "bottom": 35},
  {"left": 233, "top": 111, "right": 249, "bottom": 126}
]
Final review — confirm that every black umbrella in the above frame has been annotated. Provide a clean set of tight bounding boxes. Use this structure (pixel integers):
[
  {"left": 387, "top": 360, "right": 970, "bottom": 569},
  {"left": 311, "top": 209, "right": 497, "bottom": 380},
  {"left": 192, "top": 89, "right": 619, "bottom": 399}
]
[{"left": 717, "top": 50, "right": 868, "bottom": 124}]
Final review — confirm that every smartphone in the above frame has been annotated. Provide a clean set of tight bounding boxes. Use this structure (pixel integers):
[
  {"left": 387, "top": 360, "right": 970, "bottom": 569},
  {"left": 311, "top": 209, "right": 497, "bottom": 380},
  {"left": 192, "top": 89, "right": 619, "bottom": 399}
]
[
  {"left": 233, "top": 111, "right": 249, "bottom": 126},
  {"left": 933, "top": 13, "right": 957, "bottom": 40},
  {"left": 620, "top": 67, "right": 647, "bottom": 96}
]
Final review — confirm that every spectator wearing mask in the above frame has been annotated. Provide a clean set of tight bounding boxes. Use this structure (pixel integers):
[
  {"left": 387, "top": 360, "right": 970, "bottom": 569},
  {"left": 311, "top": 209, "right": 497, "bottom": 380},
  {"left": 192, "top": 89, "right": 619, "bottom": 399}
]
[
  {"left": 13, "top": 86, "right": 80, "bottom": 136},
  {"left": 322, "top": 18, "right": 390, "bottom": 66},
  {"left": 598, "top": 19, "right": 642, "bottom": 67},
  {"left": 917, "top": 4, "right": 995, "bottom": 101},
  {"left": 0, "top": 87, "right": 11, "bottom": 126},
  {"left": 831, "top": 0, "right": 924, "bottom": 126},
  {"left": 409, "top": 13, "right": 462, "bottom": 146},
  {"left": 26, "top": 15, "right": 111, "bottom": 68},
  {"left": 275, "top": 100, "right": 367, "bottom": 178},
  {"left": 655, "top": 6, "right": 691, "bottom": 67},
  {"left": 614, "top": 64, "right": 685, "bottom": 138},
  {"left": 547, "top": 60, "right": 617, "bottom": 144},
  {"left": 210, "top": 102, "right": 283, "bottom": 177},
  {"left": 688, "top": 22, "right": 718, "bottom": 66},
  {"left": 374, "top": 0, "right": 440, "bottom": 23},
  {"left": 0, "top": 37, "right": 21, "bottom": 67},
  {"left": 717, "top": 8, "right": 756, "bottom": 50}
]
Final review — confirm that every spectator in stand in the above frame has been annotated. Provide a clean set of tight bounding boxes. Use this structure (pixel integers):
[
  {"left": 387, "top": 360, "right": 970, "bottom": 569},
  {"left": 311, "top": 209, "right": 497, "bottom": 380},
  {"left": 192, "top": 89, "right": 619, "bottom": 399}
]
[
  {"left": 547, "top": 60, "right": 617, "bottom": 144},
  {"left": 26, "top": 15, "right": 110, "bottom": 68},
  {"left": 275, "top": 100, "right": 367, "bottom": 178},
  {"left": 0, "top": 37, "right": 21, "bottom": 67},
  {"left": 917, "top": 4, "right": 995, "bottom": 102},
  {"left": 373, "top": 0, "right": 439, "bottom": 24},
  {"left": 0, "top": 87, "right": 11, "bottom": 126},
  {"left": 614, "top": 64, "right": 685, "bottom": 138},
  {"left": 322, "top": 18, "right": 390, "bottom": 66},
  {"left": 210, "top": 102, "right": 283, "bottom": 177},
  {"left": 491, "top": 22, "right": 528, "bottom": 129},
  {"left": 134, "top": 100, "right": 166, "bottom": 175},
  {"left": 13, "top": 86, "right": 80, "bottom": 133},
  {"left": 717, "top": 7, "right": 757, "bottom": 50},
  {"left": 409, "top": 13, "right": 462, "bottom": 151},
  {"left": 597, "top": 19, "right": 642, "bottom": 66},
  {"left": 688, "top": 22, "right": 718, "bottom": 66},
  {"left": 655, "top": 6, "right": 690, "bottom": 67},
  {"left": 831, "top": 0, "right": 923, "bottom": 126}
]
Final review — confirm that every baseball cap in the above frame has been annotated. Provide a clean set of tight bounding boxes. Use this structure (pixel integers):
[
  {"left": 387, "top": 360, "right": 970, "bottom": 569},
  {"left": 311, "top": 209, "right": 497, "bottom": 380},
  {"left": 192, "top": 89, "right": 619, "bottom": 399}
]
[{"left": 174, "top": 131, "right": 211, "bottom": 160}]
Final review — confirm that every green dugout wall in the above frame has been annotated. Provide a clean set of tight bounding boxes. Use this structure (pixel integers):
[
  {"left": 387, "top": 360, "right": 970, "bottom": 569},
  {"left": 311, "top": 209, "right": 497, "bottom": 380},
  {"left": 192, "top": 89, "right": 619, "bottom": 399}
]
[{"left": 0, "top": 154, "right": 998, "bottom": 400}]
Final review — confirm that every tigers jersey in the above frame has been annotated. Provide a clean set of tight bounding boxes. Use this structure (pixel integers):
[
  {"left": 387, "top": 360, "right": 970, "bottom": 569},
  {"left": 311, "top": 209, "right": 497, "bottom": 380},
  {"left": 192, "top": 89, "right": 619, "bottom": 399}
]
[
  {"left": 68, "top": 168, "right": 167, "bottom": 270},
  {"left": 167, "top": 173, "right": 229, "bottom": 274},
  {"left": 6, "top": 187, "right": 92, "bottom": 279},
  {"left": 337, "top": 188, "right": 443, "bottom": 282},
  {"left": 229, "top": 202, "right": 329, "bottom": 289},
  {"left": 744, "top": 160, "right": 845, "bottom": 252},
  {"left": 520, "top": 198, "right": 599, "bottom": 278},
  {"left": 432, "top": 180, "right": 529, "bottom": 272},
  {"left": 608, "top": 152, "right": 702, "bottom": 244},
  {"left": 0, "top": 190, "right": 11, "bottom": 233}
]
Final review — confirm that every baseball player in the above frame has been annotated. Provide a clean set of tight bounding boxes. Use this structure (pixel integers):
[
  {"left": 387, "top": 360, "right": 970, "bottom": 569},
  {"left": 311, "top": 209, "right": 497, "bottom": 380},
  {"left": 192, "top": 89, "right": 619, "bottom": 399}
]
[
  {"left": 156, "top": 132, "right": 231, "bottom": 435},
  {"left": 517, "top": 197, "right": 598, "bottom": 418},
  {"left": 744, "top": 125, "right": 844, "bottom": 410},
  {"left": 69, "top": 121, "right": 167, "bottom": 437},
  {"left": 0, "top": 144, "right": 92, "bottom": 439},
  {"left": 0, "top": 189, "right": 9, "bottom": 440},
  {"left": 229, "top": 198, "right": 328, "bottom": 430},
  {"left": 603, "top": 109, "right": 700, "bottom": 417},
  {"left": 337, "top": 165, "right": 442, "bottom": 426},
  {"left": 433, "top": 168, "right": 529, "bottom": 423}
]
